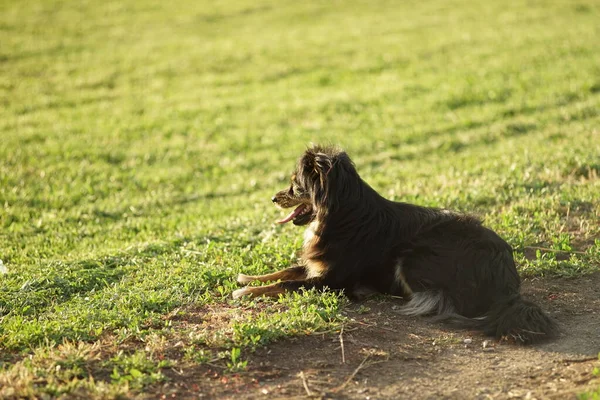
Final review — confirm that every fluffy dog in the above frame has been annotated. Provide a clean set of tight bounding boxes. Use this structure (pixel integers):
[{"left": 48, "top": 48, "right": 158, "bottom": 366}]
[{"left": 233, "top": 145, "right": 558, "bottom": 343}]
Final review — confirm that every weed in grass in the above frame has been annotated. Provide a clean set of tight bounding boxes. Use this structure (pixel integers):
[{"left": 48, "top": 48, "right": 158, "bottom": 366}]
[
  {"left": 109, "top": 350, "right": 170, "bottom": 389},
  {"left": 183, "top": 347, "right": 210, "bottom": 364},
  {"left": 356, "top": 305, "right": 371, "bottom": 315},
  {"left": 225, "top": 347, "right": 248, "bottom": 373},
  {"left": 578, "top": 353, "right": 600, "bottom": 400},
  {"left": 0, "top": 341, "right": 128, "bottom": 399},
  {"left": 230, "top": 289, "right": 347, "bottom": 349}
]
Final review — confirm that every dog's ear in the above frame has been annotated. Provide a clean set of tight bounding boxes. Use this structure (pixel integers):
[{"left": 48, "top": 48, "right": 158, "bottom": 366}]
[
  {"left": 314, "top": 153, "right": 333, "bottom": 177},
  {"left": 302, "top": 149, "right": 333, "bottom": 178}
]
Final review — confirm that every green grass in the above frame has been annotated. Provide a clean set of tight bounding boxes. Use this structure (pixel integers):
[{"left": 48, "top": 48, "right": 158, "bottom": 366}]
[
  {"left": 579, "top": 354, "right": 600, "bottom": 400},
  {"left": 1, "top": 0, "right": 600, "bottom": 396}
]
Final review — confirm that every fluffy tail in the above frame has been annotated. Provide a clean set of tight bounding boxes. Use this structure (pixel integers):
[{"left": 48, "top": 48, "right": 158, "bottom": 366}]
[
  {"left": 480, "top": 294, "right": 559, "bottom": 343},
  {"left": 401, "top": 291, "right": 559, "bottom": 344},
  {"left": 442, "top": 294, "right": 559, "bottom": 344}
]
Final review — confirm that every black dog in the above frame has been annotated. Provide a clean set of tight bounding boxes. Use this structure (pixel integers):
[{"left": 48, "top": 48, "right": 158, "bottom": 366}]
[{"left": 234, "top": 145, "right": 558, "bottom": 343}]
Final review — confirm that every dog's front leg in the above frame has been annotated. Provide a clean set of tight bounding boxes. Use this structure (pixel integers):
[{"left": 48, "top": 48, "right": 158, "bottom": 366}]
[
  {"left": 232, "top": 278, "right": 325, "bottom": 299},
  {"left": 237, "top": 265, "right": 307, "bottom": 285}
]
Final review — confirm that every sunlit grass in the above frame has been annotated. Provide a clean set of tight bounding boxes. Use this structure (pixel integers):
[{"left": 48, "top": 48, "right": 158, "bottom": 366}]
[{"left": 1, "top": 0, "right": 599, "bottom": 396}]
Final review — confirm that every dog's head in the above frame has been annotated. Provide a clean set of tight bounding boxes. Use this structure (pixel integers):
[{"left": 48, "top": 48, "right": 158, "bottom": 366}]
[{"left": 272, "top": 145, "right": 356, "bottom": 226}]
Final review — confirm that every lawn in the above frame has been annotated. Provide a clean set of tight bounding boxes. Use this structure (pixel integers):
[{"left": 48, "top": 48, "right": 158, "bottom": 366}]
[{"left": 1, "top": 0, "right": 599, "bottom": 397}]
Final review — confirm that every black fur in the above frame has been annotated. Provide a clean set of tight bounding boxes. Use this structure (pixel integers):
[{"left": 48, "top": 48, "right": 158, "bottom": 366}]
[{"left": 236, "top": 145, "right": 558, "bottom": 344}]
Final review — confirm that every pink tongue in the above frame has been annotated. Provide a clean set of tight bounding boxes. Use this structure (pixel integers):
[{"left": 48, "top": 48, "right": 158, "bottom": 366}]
[{"left": 277, "top": 205, "right": 305, "bottom": 224}]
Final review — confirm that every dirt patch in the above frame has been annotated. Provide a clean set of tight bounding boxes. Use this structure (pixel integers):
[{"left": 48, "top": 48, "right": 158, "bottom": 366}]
[{"left": 156, "top": 273, "right": 600, "bottom": 399}]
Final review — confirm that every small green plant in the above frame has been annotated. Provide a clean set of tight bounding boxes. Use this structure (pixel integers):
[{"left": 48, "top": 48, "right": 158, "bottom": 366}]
[
  {"left": 577, "top": 353, "right": 600, "bottom": 400},
  {"left": 225, "top": 348, "right": 247, "bottom": 373},
  {"left": 183, "top": 347, "right": 210, "bottom": 364},
  {"left": 552, "top": 233, "right": 573, "bottom": 252},
  {"left": 356, "top": 305, "right": 371, "bottom": 314},
  {"left": 578, "top": 383, "right": 600, "bottom": 400},
  {"left": 109, "top": 351, "right": 170, "bottom": 389}
]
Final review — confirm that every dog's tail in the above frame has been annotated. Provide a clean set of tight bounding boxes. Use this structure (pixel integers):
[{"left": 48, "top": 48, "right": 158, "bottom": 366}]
[
  {"left": 441, "top": 294, "right": 559, "bottom": 344},
  {"left": 400, "top": 291, "right": 558, "bottom": 344},
  {"left": 480, "top": 294, "right": 559, "bottom": 343}
]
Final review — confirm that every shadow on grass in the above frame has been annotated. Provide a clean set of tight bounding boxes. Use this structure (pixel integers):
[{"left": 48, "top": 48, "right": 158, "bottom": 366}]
[
  {"left": 0, "top": 238, "right": 190, "bottom": 319},
  {"left": 0, "top": 257, "right": 127, "bottom": 318},
  {"left": 381, "top": 120, "right": 539, "bottom": 165},
  {"left": 0, "top": 217, "right": 263, "bottom": 321}
]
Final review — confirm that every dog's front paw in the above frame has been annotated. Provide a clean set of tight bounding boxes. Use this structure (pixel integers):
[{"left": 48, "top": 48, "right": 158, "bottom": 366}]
[
  {"left": 232, "top": 287, "right": 252, "bottom": 300},
  {"left": 237, "top": 274, "right": 255, "bottom": 284}
]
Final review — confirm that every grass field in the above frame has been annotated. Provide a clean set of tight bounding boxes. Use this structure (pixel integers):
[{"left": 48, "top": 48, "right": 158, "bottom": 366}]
[{"left": 1, "top": 0, "right": 599, "bottom": 397}]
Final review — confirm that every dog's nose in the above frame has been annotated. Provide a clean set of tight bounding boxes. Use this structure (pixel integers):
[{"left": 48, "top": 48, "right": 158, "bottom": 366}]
[{"left": 271, "top": 196, "right": 277, "bottom": 203}]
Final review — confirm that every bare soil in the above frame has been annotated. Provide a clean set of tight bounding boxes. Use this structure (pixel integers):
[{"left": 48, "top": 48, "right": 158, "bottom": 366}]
[{"left": 157, "top": 273, "right": 600, "bottom": 399}]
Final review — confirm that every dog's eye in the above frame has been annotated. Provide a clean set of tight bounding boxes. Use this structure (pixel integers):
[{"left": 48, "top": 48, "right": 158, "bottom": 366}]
[{"left": 290, "top": 183, "right": 303, "bottom": 196}]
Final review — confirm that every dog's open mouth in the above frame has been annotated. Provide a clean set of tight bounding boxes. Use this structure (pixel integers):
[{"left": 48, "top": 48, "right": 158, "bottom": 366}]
[{"left": 277, "top": 204, "right": 313, "bottom": 225}]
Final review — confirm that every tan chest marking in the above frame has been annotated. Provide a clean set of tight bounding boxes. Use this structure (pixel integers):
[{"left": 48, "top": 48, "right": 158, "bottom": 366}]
[
  {"left": 303, "top": 221, "right": 326, "bottom": 279},
  {"left": 303, "top": 220, "right": 319, "bottom": 248}
]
